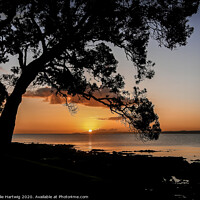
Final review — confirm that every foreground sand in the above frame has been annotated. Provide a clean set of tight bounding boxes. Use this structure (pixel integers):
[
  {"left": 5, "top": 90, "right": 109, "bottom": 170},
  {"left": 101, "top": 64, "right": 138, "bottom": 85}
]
[{"left": 1, "top": 143, "right": 200, "bottom": 199}]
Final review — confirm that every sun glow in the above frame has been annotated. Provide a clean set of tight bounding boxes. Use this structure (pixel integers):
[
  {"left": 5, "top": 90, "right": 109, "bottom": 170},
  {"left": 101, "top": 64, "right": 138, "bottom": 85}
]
[{"left": 88, "top": 129, "right": 93, "bottom": 133}]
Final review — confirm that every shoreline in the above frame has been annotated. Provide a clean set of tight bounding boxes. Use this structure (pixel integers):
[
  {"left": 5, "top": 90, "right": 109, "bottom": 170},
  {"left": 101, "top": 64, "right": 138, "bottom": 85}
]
[
  {"left": 1, "top": 142, "right": 200, "bottom": 199},
  {"left": 12, "top": 133, "right": 200, "bottom": 162}
]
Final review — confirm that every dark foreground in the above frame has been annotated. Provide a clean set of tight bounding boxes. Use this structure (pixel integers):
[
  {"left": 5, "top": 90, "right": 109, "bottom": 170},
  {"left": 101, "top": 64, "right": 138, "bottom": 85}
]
[{"left": 1, "top": 143, "right": 200, "bottom": 200}]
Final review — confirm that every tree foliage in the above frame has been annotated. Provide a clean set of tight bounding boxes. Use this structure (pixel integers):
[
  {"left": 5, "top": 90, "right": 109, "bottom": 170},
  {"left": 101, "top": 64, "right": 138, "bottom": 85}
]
[{"left": 0, "top": 0, "right": 199, "bottom": 140}]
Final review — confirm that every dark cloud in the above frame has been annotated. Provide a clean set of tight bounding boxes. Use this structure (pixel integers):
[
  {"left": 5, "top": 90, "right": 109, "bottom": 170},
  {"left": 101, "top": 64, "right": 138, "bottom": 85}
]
[
  {"left": 98, "top": 117, "right": 123, "bottom": 121},
  {"left": 24, "top": 88, "right": 66, "bottom": 104},
  {"left": 24, "top": 88, "right": 53, "bottom": 97},
  {"left": 90, "top": 128, "right": 119, "bottom": 133},
  {"left": 23, "top": 87, "right": 117, "bottom": 108}
]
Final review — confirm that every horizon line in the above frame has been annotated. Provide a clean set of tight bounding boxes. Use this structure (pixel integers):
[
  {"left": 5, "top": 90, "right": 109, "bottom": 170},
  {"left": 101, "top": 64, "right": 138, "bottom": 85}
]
[{"left": 13, "top": 130, "right": 200, "bottom": 135}]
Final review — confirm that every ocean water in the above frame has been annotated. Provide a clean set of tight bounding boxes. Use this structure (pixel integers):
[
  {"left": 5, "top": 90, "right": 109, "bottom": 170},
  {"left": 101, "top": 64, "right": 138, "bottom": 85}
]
[{"left": 12, "top": 133, "right": 200, "bottom": 162}]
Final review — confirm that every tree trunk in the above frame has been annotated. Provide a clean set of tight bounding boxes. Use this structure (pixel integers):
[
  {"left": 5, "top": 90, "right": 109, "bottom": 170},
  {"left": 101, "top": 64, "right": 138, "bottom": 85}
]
[
  {"left": 0, "top": 91, "right": 23, "bottom": 146},
  {"left": 0, "top": 41, "right": 69, "bottom": 148},
  {"left": 0, "top": 62, "right": 39, "bottom": 147}
]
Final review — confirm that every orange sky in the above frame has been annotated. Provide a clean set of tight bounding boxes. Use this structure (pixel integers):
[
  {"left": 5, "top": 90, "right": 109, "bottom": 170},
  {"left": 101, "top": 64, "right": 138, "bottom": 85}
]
[
  {"left": 15, "top": 97, "right": 129, "bottom": 133},
  {"left": 14, "top": 92, "right": 200, "bottom": 134}
]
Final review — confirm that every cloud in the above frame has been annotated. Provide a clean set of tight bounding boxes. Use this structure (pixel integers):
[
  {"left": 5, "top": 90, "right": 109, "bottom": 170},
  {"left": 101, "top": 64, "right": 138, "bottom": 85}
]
[
  {"left": 69, "top": 88, "right": 118, "bottom": 108},
  {"left": 23, "top": 87, "right": 117, "bottom": 108},
  {"left": 71, "top": 96, "right": 108, "bottom": 108},
  {"left": 24, "top": 87, "right": 66, "bottom": 104},
  {"left": 46, "top": 94, "right": 66, "bottom": 104},
  {"left": 98, "top": 117, "right": 123, "bottom": 121},
  {"left": 24, "top": 88, "right": 53, "bottom": 98}
]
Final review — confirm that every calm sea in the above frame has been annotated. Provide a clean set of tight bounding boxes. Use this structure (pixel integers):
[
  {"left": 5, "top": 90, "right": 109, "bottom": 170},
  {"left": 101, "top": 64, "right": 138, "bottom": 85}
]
[{"left": 12, "top": 133, "right": 200, "bottom": 162}]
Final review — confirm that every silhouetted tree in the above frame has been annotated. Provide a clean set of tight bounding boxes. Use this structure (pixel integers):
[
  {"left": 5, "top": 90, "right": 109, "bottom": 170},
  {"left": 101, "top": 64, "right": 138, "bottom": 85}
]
[
  {"left": 0, "top": 82, "right": 8, "bottom": 112},
  {"left": 0, "top": 0, "right": 199, "bottom": 145}
]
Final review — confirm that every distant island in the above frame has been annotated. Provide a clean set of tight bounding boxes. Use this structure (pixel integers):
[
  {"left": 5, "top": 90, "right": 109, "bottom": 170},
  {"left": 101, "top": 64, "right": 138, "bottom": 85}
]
[
  {"left": 80, "top": 130, "right": 200, "bottom": 135},
  {"left": 162, "top": 130, "right": 200, "bottom": 134}
]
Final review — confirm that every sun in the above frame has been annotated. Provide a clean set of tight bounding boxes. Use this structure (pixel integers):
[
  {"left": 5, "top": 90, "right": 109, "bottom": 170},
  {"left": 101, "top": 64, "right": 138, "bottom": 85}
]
[{"left": 88, "top": 129, "right": 93, "bottom": 133}]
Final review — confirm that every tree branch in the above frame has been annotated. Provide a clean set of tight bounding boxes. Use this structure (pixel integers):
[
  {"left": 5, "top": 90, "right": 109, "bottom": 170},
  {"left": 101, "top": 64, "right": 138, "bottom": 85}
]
[
  {"left": 17, "top": 48, "right": 24, "bottom": 70},
  {"left": 23, "top": 45, "right": 28, "bottom": 67},
  {"left": 30, "top": 16, "right": 47, "bottom": 52}
]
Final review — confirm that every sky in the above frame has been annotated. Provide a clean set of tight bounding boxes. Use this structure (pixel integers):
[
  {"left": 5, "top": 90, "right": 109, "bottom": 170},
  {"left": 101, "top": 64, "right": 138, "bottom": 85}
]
[{"left": 1, "top": 10, "right": 200, "bottom": 134}]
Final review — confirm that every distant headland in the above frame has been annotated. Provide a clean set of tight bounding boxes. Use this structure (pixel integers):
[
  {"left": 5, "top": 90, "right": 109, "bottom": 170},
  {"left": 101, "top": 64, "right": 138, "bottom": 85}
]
[{"left": 162, "top": 130, "right": 200, "bottom": 134}]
